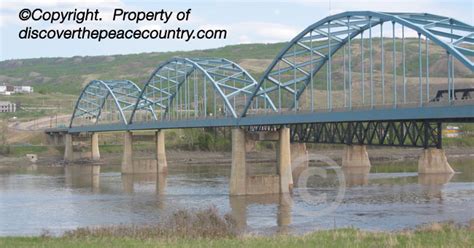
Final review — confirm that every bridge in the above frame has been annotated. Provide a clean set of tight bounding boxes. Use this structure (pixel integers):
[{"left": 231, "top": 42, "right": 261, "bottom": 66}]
[{"left": 45, "top": 11, "right": 474, "bottom": 195}]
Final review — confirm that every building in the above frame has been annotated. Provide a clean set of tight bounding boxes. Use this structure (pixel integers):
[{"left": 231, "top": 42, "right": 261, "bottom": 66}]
[
  {"left": 0, "top": 85, "right": 33, "bottom": 95},
  {"left": 23, "top": 86, "right": 34, "bottom": 93},
  {"left": 443, "top": 126, "right": 463, "bottom": 138},
  {"left": 0, "top": 101, "right": 16, "bottom": 113},
  {"left": 14, "top": 86, "right": 34, "bottom": 93},
  {"left": 0, "top": 85, "right": 11, "bottom": 95}
]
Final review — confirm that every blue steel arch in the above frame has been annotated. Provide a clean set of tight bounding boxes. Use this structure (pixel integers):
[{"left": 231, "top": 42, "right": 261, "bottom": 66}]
[
  {"left": 129, "top": 57, "right": 275, "bottom": 123},
  {"left": 242, "top": 11, "right": 474, "bottom": 116},
  {"left": 70, "top": 80, "right": 148, "bottom": 127}
]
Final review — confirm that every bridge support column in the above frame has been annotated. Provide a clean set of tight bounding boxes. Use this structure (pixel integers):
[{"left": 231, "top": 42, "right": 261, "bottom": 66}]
[
  {"left": 230, "top": 127, "right": 293, "bottom": 195},
  {"left": 45, "top": 134, "right": 54, "bottom": 145},
  {"left": 155, "top": 130, "right": 167, "bottom": 173},
  {"left": 230, "top": 128, "right": 247, "bottom": 195},
  {"left": 64, "top": 134, "right": 73, "bottom": 161},
  {"left": 122, "top": 131, "right": 133, "bottom": 174},
  {"left": 342, "top": 145, "right": 371, "bottom": 168},
  {"left": 278, "top": 127, "right": 293, "bottom": 193},
  {"left": 53, "top": 134, "right": 61, "bottom": 146},
  {"left": 418, "top": 148, "right": 454, "bottom": 174},
  {"left": 91, "top": 133, "right": 100, "bottom": 161}
]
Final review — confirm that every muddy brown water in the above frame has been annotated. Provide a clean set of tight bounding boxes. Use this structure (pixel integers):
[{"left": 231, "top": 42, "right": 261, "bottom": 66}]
[{"left": 0, "top": 157, "right": 473, "bottom": 236}]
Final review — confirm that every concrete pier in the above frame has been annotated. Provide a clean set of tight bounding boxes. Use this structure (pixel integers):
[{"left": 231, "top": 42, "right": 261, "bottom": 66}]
[
  {"left": 121, "top": 131, "right": 164, "bottom": 174},
  {"left": 63, "top": 133, "right": 102, "bottom": 161},
  {"left": 155, "top": 130, "right": 167, "bottom": 173},
  {"left": 342, "top": 145, "right": 371, "bottom": 168},
  {"left": 278, "top": 127, "right": 293, "bottom": 193},
  {"left": 229, "top": 128, "right": 247, "bottom": 195},
  {"left": 230, "top": 127, "right": 294, "bottom": 195},
  {"left": 45, "top": 134, "right": 54, "bottom": 145},
  {"left": 53, "top": 134, "right": 62, "bottom": 146},
  {"left": 418, "top": 148, "right": 454, "bottom": 174},
  {"left": 64, "top": 134, "right": 73, "bottom": 161},
  {"left": 46, "top": 133, "right": 64, "bottom": 146},
  {"left": 91, "top": 133, "right": 100, "bottom": 161},
  {"left": 121, "top": 131, "right": 134, "bottom": 174}
]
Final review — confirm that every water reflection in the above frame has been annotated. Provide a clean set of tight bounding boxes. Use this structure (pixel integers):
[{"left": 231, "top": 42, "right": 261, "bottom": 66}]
[
  {"left": 0, "top": 159, "right": 472, "bottom": 236},
  {"left": 64, "top": 164, "right": 100, "bottom": 192},
  {"left": 121, "top": 173, "right": 167, "bottom": 195},
  {"left": 418, "top": 173, "right": 454, "bottom": 202},
  {"left": 25, "top": 164, "right": 38, "bottom": 172},
  {"left": 418, "top": 173, "right": 453, "bottom": 185},
  {"left": 229, "top": 194, "right": 293, "bottom": 234},
  {"left": 343, "top": 166, "right": 371, "bottom": 186}
]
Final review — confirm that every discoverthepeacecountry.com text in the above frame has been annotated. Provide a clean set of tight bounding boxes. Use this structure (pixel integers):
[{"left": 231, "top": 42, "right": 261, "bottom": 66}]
[{"left": 17, "top": 8, "right": 227, "bottom": 42}]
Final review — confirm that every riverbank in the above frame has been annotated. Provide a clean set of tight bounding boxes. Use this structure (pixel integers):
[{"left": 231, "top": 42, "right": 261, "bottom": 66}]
[
  {"left": 2, "top": 145, "right": 474, "bottom": 169},
  {"left": 1, "top": 224, "right": 472, "bottom": 248}
]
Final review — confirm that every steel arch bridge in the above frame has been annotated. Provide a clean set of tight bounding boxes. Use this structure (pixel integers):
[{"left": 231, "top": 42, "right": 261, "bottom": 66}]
[
  {"left": 70, "top": 80, "right": 149, "bottom": 127},
  {"left": 243, "top": 11, "right": 473, "bottom": 115},
  {"left": 129, "top": 57, "right": 275, "bottom": 123},
  {"left": 70, "top": 58, "right": 274, "bottom": 127},
  {"left": 62, "top": 11, "right": 473, "bottom": 147}
]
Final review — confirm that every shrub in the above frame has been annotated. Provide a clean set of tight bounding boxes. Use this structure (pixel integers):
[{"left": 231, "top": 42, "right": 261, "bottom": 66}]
[{"left": 63, "top": 206, "right": 238, "bottom": 239}]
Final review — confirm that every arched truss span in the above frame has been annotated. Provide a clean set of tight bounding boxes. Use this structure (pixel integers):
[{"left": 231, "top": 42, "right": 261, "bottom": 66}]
[
  {"left": 70, "top": 80, "right": 149, "bottom": 127},
  {"left": 242, "top": 11, "right": 474, "bottom": 116},
  {"left": 130, "top": 57, "right": 275, "bottom": 122}
]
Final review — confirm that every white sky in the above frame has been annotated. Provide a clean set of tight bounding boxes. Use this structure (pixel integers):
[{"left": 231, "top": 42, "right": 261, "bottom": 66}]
[{"left": 0, "top": 0, "right": 472, "bottom": 60}]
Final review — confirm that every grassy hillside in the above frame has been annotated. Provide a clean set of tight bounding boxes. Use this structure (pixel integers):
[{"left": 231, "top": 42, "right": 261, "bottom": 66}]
[
  {"left": 0, "top": 39, "right": 472, "bottom": 95},
  {"left": 0, "top": 43, "right": 286, "bottom": 95},
  {"left": 0, "top": 39, "right": 472, "bottom": 123}
]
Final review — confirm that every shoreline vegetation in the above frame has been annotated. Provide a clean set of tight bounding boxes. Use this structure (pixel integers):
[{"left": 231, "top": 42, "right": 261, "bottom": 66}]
[{"left": 0, "top": 207, "right": 472, "bottom": 248}]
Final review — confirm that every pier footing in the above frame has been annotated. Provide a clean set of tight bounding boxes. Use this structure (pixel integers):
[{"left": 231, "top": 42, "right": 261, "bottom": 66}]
[
  {"left": 342, "top": 145, "right": 371, "bottom": 168},
  {"left": 418, "top": 148, "right": 454, "bottom": 174}
]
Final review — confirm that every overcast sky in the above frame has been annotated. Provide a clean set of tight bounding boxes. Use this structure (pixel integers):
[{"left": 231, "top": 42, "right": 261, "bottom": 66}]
[{"left": 0, "top": 0, "right": 472, "bottom": 60}]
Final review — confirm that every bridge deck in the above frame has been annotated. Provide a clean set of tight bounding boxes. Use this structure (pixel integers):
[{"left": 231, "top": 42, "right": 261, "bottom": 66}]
[{"left": 45, "top": 104, "right": 474, "bottom": 134}]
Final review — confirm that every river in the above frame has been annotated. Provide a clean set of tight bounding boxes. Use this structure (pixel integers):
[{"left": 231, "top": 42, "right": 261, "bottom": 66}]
[{"left": 0, "top": 158, "right": 473, "bottom": 236}]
